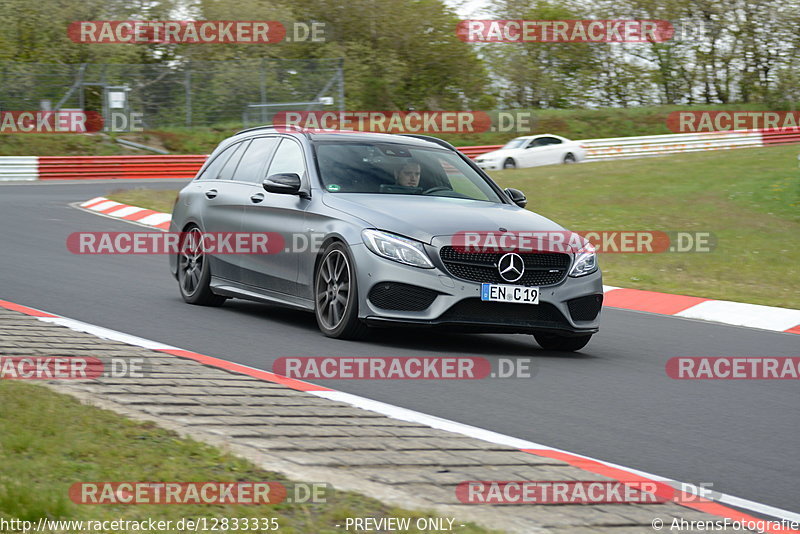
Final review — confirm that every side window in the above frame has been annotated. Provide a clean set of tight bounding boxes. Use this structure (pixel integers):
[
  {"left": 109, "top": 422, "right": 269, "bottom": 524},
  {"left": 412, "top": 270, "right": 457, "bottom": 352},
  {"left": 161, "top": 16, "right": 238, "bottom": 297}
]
[
  {"left": 266, "top": 138, "right": 306, "bottom": 178},
  {"left": 542, "top": 137, "right": 562, "bottom": 145},
  {"left": 197, "top": 143, "right": 240, "bottom": 181},
  {"left": 235, "top": 137, "right": 279, "bottom": 183},
  {"left": 217, "top": 141, "right": 248, "bottom": 181}
]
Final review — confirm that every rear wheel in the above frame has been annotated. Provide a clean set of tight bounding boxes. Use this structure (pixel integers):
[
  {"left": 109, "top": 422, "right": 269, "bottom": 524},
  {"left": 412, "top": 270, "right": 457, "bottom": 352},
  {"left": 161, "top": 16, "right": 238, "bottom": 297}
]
[
  {"left": 177, "top": 226, "right": 227, "bottom": 306},
  {"left": 314, "top": 242, "right": 368, "bottom": 340},
  {"left": 503, "top": 158, "right": 517, "bottom": 169},
  {"left": 534, "top": 333, "right": 592, "bottom": 352},
  {"left": 563, "top": 152, "right": 576, "bottom": 164}
]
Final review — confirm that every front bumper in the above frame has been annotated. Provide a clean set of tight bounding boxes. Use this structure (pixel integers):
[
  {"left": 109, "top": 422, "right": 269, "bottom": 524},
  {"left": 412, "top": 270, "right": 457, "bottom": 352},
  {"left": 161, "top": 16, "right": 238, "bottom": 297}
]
[{"left": 350, "top": 242, "right": 603, "bottom": 335}]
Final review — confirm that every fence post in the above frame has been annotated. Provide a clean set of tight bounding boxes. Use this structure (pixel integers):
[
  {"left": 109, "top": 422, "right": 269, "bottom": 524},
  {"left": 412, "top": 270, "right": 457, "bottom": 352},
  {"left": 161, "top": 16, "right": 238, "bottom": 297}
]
[
  {"left": 260, "top": 58, "right": 268, "bottom": 123},
  {"left": 338, "top": 58, "right": 345, "bottom": 111},
  {"left": 185, "top": 63, "right": 192, "bottom": 127}
]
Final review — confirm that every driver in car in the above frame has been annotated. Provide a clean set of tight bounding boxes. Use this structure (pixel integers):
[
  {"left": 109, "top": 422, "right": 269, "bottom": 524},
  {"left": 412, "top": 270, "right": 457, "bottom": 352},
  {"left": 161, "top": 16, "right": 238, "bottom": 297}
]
[{"left": 394, "top": 161, "right": 422, "bottom": 187}]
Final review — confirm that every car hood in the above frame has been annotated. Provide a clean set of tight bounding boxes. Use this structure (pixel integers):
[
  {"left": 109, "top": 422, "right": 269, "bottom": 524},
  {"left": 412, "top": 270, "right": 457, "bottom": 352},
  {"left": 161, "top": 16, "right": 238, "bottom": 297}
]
[
  {"left": 475, "top": 148, "right": 521, "bottom": 160},
  {"left": 320, "top": 193, "right": 565, "bottom": 244}
]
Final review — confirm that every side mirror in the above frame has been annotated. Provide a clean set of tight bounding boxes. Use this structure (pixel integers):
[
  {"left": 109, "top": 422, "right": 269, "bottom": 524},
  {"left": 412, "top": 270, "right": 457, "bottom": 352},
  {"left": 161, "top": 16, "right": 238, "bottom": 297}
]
[
  {"left": 504, "top": 187, "right": 527, "bottom": 208},
  {"left": 263, "top": 173, "right": 303, "bottom": 196}
]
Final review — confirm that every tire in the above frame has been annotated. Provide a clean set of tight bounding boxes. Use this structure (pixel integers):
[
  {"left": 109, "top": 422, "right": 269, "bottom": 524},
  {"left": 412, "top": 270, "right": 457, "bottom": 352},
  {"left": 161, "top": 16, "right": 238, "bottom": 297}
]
[
  {"left": 314, "top": 242, "right": 368, "bottom": 340},
  {"left": 177, "top": 226, "right": 227, "bottom": 306},
  {"left": 563, "top": 152, "right": 576, "bottom": 164},
  {"left": 503, "top": 158, "right": 517, "bottom": 169},
  {"left": 534, "top": 333, "right": 592, "bottom": 352}
]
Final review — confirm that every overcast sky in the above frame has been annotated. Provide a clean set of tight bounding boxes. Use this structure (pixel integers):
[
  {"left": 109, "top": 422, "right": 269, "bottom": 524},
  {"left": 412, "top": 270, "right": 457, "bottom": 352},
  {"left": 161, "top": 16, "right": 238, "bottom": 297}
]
[{"left": 443, "top": 0, "right": 490, "bottom": 18}]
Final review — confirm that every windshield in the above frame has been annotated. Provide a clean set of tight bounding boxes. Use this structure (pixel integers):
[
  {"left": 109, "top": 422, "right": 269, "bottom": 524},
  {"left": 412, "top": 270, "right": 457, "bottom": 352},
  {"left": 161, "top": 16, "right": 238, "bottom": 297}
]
[
  {"left": 501, "top": 137, "right": 528, "bottom": 149},
  {"left": 313, "top": 141, "right": 503, "bottom": 202}
]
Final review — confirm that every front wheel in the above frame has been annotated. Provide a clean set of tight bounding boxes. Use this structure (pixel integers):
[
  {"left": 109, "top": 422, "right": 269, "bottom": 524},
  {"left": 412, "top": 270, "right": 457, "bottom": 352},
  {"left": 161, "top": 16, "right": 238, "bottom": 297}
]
[
  {"left": 503, "top": 158, "right": 517, "bottom": 169},
  {"left": 534, "top": 333, "right": 592, "bottom": 352},
  {"left": 314, "top": 242, "right": 368, "bottom": 340}
]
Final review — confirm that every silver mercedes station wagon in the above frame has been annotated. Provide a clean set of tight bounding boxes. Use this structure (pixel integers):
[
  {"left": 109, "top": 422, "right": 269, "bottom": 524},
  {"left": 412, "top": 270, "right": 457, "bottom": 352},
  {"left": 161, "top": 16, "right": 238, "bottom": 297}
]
[{"left": 169, "top": 127, "right": 603, "bottom": 351}]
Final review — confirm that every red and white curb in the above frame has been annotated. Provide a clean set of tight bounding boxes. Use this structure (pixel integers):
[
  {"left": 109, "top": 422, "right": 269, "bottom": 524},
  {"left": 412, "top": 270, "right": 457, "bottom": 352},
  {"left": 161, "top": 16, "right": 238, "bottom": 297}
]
[
  {"left": 78, "top": 196, "right": 800, "bottom": 336},
  {"left": 602, "top": 285, "right": 800, "bottom": 335},
  {"left": 78, "top": 196, "right": 171, "bottom": 230},
  {"left": 0, "top": 296, "right": 797, "bottom": 531}
]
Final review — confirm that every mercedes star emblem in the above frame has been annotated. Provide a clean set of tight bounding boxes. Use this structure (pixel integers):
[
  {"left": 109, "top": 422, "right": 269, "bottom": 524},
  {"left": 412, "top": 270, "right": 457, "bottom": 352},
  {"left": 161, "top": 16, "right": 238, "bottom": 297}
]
[{"left": 497, "top": 252, "right": 525, "bottom": 282}]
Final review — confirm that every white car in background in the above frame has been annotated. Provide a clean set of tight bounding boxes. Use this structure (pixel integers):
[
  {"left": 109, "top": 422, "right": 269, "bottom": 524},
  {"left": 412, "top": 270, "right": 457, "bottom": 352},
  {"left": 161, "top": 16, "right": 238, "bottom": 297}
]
[{"left": 474, "top": 134, "right": 586, "bottom": 170}]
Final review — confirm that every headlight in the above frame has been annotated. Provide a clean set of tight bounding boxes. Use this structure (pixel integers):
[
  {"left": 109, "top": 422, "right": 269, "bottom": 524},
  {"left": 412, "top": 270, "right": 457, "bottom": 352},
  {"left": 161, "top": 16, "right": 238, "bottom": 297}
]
[
  {"left": 362, "top": 229, "right": 434, "bottom": 269},
  {"left": 569, "top": 243, "right": 598, "bottom": 277}
]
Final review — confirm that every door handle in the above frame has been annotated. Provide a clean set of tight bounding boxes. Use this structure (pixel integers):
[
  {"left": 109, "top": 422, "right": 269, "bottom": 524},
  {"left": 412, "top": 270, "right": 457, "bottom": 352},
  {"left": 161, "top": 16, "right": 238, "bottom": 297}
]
[
  {"left": 250, "top": 193, "right": 265, "bottom": 203},
  {"left": 205, "top": 189, "right": 218, "bottom": 199}
]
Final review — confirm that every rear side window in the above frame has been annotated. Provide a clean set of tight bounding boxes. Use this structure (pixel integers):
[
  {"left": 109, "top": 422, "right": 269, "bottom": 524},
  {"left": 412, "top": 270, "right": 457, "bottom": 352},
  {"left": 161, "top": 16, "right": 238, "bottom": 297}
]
[
  {"left": 235, "top": 137, "right": 280, "bottom": 183},
  {"left": 197, "top": 142, "right": 241, "bottom": 181},
  {"left": 217, "top": 141, "right": 248, "bottom": 181}
]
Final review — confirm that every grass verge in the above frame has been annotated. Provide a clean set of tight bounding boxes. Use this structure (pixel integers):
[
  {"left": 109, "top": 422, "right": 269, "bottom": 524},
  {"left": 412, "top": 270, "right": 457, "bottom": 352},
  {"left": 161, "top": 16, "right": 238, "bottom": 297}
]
[
  {"left": 106, "top": 188, "right": 178, "bottom": 214},
  {"left": 0, "top": 381, "right": 495, "bottom": 534}
]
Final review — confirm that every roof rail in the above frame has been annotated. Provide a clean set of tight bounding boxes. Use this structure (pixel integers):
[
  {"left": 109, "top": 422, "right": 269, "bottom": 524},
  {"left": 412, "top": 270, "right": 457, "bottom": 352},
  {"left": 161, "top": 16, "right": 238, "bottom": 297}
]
[{"left": 234, "top": 124, "right": 307, "bottom": 136}]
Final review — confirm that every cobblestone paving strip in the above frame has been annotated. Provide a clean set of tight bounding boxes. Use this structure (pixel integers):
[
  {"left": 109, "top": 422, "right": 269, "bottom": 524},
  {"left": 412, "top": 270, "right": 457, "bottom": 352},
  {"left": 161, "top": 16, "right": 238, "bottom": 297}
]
[{"left": 0, "top": 308, "right": 748, "bottom": 533}]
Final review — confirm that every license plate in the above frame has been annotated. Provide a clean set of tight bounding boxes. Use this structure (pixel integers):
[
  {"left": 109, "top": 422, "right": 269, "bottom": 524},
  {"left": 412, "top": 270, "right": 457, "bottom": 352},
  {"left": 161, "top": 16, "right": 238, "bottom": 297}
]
[{"left": 481, "top": 283, "right": 539, "bottom": 304}]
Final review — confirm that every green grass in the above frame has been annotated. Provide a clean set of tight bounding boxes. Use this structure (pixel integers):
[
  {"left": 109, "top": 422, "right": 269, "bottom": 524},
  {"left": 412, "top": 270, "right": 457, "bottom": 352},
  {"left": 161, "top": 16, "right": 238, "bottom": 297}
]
[
  {"left": 106, "top": 145, "right": 800, "bottom": 309},
  {"left": 0, "top": 381, "right": 496, "bottom": 534},
  {"left": 106, "top": 188, "right": 179, "bottom": 214}
]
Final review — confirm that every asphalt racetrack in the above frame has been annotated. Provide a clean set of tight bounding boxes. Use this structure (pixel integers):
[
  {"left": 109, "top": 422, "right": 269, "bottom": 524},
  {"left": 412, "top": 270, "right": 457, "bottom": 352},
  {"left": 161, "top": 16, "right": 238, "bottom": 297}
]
[{"left": 1, "top": 179, "right": 797, "bottom": 515}]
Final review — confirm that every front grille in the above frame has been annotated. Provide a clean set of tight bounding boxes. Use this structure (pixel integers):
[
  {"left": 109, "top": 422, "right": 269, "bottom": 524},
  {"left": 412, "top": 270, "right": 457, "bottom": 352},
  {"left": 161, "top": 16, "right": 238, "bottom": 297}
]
[
  {"left": 567, "top": 294, "right": 603, "bottom": 321},
  {"left": 368, "top": 282, "right": 439, "bottom": 311},
  {"left": 439, "top": 247, "right": 570, "bottom": 286},
  {"left": 439, "top": 299, "right": 569, "bottom": 328}
]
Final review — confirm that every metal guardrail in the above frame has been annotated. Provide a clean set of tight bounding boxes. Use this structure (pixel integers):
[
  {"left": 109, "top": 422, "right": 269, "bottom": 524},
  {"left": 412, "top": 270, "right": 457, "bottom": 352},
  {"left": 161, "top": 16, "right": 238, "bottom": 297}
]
[
  {"left": 579, "top": 130, "right": 764, "bottom": 160},
  {"left": 0, "top": 156, "right": 38, "bottom": 181},
  {"left": 114, "top": 139, "right": 170, "bottom": 154},
  {"left": 37, "top": 155, "right": 207, "bottom": 180},
  {"left": 762, "top": 128, "right": 800, "bottom": 146}
]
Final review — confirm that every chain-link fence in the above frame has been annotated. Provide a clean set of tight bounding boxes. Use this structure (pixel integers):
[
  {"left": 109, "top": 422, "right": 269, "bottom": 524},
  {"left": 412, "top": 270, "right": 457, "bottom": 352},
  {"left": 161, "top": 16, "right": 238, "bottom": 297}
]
[{"left": 0, "top": 58, "right": 344, "bottom": 130}]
